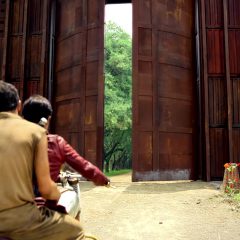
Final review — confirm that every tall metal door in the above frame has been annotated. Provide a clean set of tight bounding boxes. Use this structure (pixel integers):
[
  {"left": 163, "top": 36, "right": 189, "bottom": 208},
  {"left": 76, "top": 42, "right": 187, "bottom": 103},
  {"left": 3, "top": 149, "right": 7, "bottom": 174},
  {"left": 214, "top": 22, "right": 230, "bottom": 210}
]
[
  {"left": 199, "top": 0, "right": 240, "bottom": 180},
  {"left": 54, "top": 0, "right": 104, "bottom": 168},
  {"left": 132, "top": 0, "right": 195, "bottom": 181},
  {"left": 1, "top": 0, "right": 50, "bottom": 99}
]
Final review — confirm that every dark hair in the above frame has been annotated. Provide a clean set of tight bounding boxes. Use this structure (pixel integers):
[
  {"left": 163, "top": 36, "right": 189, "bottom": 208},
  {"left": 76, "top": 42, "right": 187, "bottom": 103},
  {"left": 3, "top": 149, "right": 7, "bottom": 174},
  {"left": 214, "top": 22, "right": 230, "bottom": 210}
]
[
  {"left": 22, "top": 95, "right": 53, "bottom": 124},
  {"left": 0, "top": 80, "right": 20, "bottom": 112}
]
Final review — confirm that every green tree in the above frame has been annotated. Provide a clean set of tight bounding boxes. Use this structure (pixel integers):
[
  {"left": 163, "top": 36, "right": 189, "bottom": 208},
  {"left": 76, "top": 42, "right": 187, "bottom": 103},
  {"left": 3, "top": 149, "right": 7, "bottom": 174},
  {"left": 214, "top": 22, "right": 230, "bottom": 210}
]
[{"left": 104, "top": 21, "right": 132, "bottom": 172}]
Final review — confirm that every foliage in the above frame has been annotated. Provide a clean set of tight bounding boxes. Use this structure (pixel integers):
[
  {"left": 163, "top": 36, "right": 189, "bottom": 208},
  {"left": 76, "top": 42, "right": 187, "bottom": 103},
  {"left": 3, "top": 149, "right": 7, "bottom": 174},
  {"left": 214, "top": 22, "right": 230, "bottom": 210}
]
[
  {"left": 104, "top": 169, "right": 132, "bottom": 177},
  {"left": 223, "top": 163, "right": 240, "bottom": 196},
  {"left": 224, "top": 163, "right": 240, "bottom": 172},
  {"left": 104, "top": 21, "right": 132, "bottom": 172},
  {"left": 225, "top": 185, "right": 240, "bottom": 196}
]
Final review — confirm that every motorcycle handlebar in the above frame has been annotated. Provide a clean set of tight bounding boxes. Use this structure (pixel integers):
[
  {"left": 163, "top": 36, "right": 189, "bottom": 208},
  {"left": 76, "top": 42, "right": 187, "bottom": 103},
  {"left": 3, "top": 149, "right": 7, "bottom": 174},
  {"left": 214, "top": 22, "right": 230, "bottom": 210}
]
[{"left": 59, "top": 171, "right": 82, "bottom": 179}]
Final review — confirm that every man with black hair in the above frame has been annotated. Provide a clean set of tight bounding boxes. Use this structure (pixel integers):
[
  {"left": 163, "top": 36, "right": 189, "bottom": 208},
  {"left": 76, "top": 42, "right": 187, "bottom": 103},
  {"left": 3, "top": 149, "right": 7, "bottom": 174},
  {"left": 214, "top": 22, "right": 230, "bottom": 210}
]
[{"left": 0, "top": 81, "right": 85, "bottom": 239}]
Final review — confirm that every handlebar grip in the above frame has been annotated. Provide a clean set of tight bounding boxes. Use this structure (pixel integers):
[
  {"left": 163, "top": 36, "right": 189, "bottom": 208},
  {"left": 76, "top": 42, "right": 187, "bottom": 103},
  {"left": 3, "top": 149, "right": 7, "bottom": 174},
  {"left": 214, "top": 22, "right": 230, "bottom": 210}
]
[{"left": 68, "top": 178, "right": 79, "bottom": 186}]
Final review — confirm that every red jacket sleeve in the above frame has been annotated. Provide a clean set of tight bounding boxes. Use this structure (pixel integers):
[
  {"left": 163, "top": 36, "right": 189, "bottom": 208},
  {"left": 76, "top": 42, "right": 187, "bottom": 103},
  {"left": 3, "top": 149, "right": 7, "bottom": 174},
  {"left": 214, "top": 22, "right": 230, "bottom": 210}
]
[{"left": 57, "top": 136, "right": 109, "bottom": 186}]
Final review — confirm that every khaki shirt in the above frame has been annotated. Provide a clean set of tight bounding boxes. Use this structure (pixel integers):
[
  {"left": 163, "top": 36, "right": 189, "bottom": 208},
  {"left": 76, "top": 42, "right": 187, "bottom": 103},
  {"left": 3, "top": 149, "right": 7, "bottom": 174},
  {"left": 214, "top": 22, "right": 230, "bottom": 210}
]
[{"left": 0, "top": 112, "right": 46, "bottom": 211}]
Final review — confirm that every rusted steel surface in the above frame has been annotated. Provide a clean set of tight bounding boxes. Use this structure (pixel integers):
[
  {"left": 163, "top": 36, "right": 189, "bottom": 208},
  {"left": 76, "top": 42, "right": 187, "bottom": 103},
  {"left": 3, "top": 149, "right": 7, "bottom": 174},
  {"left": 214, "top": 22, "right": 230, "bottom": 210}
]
[
  {"left": 228, "top": 0, "right": 240, "bottom": 167},
  {"left": 6, "top": 0, "right": 26, "bottom": 98},
  {"left": 223, "top": 0, "right": 233, "bottom": 165},
  {"left": 106, "top": 0, "right": 131, "bottom": 3},
  {"left": 20, "top": 0, "right": 28, "bottom": 99},
  {"left": 199, "top": 0, "right": 240, "bottom": 180},
  {"left": 40, "top": 0, "right": 49, "bottom": 94},
  {"left": 228, "top": 0, "right": 240, "bottom": 166},
  {"left": 2, "top": 0, "right": 50, "bottom": 99},
  {"left": 209, "top": 128, "right": 228, "bottom": 176},
  {"left": 2, "top": 0, "right": 240, "bottom": 181},
  {"left": 195, "top": 0, "right": 203, "bottom": 179},
  {"left": 54, "top": 0, "right": 104, "bottom": 168},
  {"left": 200, "top": 0, "right": 227, "bottom": 180},
  {"left": 132, "top": 0, "right": 195, "bottom": 181},
  {"left": 0, "top": 0, "right": 7, "bottom": 80}
]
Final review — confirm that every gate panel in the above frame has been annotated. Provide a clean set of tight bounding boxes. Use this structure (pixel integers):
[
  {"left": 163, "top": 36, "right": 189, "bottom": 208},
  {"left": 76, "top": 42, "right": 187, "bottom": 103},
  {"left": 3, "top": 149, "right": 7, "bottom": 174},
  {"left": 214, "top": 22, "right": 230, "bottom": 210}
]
[
  {"left": 54, "top": 0, "right": 104, "bottom": 168},
  {"left": 2, "top": 0, "right": 50, "bottom": 99},
  {"left": 0, "top": 0, "right": 7, "bottom": 79},
  {"left": 228, "top": 1, "right": 240, "bottom": 165},
  {"left": 199, "top": 0, "right": 240, "bottom": 179},
  {"left": 133, "top": 0, "right": 195, "bottom": 181},
  {"left": 6, "top": 0, "right": 25, "bottom": 97}
]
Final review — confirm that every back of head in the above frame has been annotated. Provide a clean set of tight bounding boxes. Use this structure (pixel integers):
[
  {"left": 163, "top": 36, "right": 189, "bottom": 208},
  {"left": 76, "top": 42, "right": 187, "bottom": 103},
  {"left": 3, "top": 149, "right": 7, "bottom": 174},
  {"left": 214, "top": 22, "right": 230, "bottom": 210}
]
[
  {"left": 22, "top": 95, "right": 53, "bottom": 124},
  {"left": 0, "top": 80, "right": 19, "bottom": 112}
]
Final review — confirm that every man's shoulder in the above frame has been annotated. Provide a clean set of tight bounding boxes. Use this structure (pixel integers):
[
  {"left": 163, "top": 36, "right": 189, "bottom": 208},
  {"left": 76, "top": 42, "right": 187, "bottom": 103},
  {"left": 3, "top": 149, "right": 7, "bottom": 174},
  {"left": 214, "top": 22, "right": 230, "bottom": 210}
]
[
  {"left": 1, "top": 115, "right": 46, "bottom": 143},
  {"left": 20, "top": 118, "right": 45, "bottom": 132},
  {"left": 15, "top": 118, "right": 46, "bottom": 138},
  {"left": 2, "top": 112, "right": 44, "bottom": 132}
]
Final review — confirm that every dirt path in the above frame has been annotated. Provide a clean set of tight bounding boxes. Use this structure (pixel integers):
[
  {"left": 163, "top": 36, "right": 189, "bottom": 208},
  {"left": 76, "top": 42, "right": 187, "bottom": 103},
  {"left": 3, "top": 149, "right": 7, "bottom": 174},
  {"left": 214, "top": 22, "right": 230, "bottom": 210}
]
[{"left": 80, "top": 173, "right": 240, "bottom": 240}]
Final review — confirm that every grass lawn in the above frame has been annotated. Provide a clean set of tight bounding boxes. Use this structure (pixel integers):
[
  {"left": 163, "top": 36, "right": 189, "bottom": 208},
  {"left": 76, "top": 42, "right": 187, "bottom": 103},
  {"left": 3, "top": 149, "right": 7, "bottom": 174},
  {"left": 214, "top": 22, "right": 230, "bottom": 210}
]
[{"left": 104, "top": 169, "right": 131, "bottom": 177}]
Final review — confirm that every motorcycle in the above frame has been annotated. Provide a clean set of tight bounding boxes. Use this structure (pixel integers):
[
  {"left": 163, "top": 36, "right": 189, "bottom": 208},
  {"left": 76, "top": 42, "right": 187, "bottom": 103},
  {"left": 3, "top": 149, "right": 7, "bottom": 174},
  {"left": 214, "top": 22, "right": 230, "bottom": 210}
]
[
  {"left": 34, "top": 170, "right": 82, "bottom": 220},
  {"left": 48, "top": 171, "right": 99, "bottom": 239},
  {"left": 57, "top": 170, "right": 82, "bottom": 220},
  {"left": 39, "top": 171, "right": 99, "bottom": 239},
  {"left": 0, "top": 171, "right": 98, "bottom": 240}
]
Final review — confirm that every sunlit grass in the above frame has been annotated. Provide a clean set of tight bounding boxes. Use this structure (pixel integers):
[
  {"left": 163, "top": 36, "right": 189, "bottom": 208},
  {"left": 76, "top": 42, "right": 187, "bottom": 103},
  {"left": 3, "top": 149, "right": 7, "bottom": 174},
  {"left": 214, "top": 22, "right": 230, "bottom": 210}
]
[{"left": 104, "top": 169, "right": 131, "bottom": 177}]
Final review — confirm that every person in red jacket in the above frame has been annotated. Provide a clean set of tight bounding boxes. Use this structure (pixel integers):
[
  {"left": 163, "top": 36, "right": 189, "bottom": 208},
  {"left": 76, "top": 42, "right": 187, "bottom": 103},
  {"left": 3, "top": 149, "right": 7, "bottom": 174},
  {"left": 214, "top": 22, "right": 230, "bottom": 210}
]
[
  {"left": 22, "top": 95, "right": 110, "bottom": 218},
  {"left": 22, "top": 95, "right": 110, "bottom": 186}
]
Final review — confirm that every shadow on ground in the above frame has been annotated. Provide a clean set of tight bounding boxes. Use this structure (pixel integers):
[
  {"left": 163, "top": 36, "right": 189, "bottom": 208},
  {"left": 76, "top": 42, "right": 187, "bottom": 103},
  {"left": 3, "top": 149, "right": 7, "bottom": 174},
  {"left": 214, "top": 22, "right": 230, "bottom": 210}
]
[{"left": 122, "top": 181, "right": 219, "bottom": 194}]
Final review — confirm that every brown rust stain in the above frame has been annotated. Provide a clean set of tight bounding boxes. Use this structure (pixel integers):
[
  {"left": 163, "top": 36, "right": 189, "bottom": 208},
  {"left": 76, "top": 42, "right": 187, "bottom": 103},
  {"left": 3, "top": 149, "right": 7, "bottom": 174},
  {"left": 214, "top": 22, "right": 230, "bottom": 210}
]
[
  {"left": 146, "top": 134, "right": 153, "bottom": 161},
  {"left": 167, "top": 137, "right": 172, "bottom": 168},
  {"left": 85, "top": 113, "right": 93, "bottom": 125},
  {"left": 166, "top": 0, "right": 185, "bottom": 22}
]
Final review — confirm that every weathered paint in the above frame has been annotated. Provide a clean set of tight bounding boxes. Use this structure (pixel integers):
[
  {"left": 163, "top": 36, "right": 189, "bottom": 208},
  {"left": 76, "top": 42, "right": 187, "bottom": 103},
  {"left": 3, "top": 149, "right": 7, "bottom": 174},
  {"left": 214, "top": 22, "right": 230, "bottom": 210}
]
[
  {"left": 132, "top": 0, "right": 195, "bottom": 181},
  {"left": 133, "top": 169, "right": 191, "bottom": 181}
]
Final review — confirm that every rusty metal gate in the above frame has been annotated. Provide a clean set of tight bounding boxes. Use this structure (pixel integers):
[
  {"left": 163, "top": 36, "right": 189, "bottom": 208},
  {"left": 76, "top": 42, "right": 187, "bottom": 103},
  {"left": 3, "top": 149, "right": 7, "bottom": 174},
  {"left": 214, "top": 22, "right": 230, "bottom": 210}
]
[
  {"left": 199, "top": 0, "right": 240, "bottom": 180},
  {"left": 132, "top": 0, "right": 196, "bottom": 181},
  {"left": 0, "top": 0, "right": 50, "bottom": 99},
  {"left": 0, "top": 0, "right": 196, "bottom": 181},
  {"left": 53, "top": 0, "right": 105, "bottom": 168}
]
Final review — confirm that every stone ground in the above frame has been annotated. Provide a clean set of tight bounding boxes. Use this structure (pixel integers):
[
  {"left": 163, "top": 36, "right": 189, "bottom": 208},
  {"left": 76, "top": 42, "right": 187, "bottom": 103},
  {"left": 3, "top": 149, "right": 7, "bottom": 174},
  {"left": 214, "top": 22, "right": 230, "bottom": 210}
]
[{"left": 80, "top": 173, "right": 240, "bottom": 240}]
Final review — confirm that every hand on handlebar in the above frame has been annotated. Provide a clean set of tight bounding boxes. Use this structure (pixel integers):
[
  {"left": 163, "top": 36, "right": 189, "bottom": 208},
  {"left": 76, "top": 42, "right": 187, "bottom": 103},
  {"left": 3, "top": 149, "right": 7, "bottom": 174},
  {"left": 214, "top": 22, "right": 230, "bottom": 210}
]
[{"left": 105, "top": 181, "right": 116, "bottom": 189}]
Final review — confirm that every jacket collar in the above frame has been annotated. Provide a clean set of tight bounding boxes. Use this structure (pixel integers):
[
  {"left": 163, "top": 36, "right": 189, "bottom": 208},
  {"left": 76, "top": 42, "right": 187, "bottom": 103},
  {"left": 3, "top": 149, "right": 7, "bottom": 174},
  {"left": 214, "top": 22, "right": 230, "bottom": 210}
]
[{"left": 0, "top": 112, "right": 22, "bottom": 120}]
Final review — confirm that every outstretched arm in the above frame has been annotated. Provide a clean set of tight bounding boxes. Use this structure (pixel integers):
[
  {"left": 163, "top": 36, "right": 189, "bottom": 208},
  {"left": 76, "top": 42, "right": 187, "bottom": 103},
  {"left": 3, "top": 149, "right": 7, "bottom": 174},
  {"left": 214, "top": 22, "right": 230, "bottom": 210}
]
[{"left": 58, "top": 137, "right": 110, "bottom": 186}]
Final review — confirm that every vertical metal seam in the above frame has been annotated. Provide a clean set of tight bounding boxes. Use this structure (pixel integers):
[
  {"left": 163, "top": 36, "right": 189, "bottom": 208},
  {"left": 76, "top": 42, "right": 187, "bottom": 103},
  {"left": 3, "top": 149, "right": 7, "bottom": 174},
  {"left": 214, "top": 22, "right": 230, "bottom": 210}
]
[
  {"left": 223, "top": 0, "right": 233, "bottom": 163},
  {"left": 96, "top": 0, "right": 105, "bottom": 169},
  {"left": 82, "top": 0, "right": 88, "bottom": 157},
  {"left": 20, "top": 0, "right": 29, "bottom": 100},
  {"left": 132, "top": 0, "right": 138, "bottom": 181},
  {"left": 40, "top": 0, "right": 49, "bottom": 95},
  {"left": 48, "top": 0, "right": 56, "bottom": 102},
  {"left": 195, "top": 0, "right": 203, "bottom": 179},
  {"left": 200, "top": 0, "right": 211, "bottom": 181},
  {"left": 152, "top": 0, "right": 159, "bottom": 172},
  {"left": 2, "top": 0, "right": 10, "bottom": 81}
]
